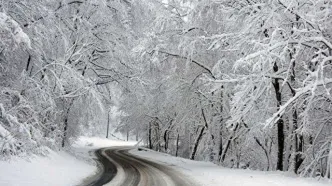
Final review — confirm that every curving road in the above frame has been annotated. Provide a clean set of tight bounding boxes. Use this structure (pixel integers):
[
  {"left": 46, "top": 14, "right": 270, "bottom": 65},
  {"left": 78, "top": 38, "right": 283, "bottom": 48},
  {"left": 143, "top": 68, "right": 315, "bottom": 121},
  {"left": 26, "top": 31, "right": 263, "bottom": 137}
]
[{"left": 82, "top": 147, "right": 197, "bottom": 186}]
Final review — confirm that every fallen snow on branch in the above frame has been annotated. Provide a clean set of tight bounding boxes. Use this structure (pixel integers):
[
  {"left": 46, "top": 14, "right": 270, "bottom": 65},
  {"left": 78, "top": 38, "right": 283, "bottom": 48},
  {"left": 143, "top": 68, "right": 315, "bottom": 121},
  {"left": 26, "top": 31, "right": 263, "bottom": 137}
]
[{"left": 0, "top": 12, "right": 31, "bottom": 48}]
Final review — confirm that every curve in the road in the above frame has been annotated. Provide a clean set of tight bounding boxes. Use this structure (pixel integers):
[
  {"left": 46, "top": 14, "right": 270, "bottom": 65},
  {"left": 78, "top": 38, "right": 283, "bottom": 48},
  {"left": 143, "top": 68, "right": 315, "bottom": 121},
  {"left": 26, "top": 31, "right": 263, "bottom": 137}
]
[
  {"left": 83, "top": 149, "right": 117, "bottom": 186},
  {"left": 82, "top": 147, "right": 197, "bottom": 186}
]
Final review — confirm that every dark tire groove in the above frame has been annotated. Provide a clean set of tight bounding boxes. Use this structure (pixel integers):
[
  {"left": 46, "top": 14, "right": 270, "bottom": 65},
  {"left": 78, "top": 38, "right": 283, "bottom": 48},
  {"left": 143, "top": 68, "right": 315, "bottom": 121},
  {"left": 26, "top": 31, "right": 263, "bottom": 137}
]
[
  {"left": 83, "top": 149, "right": 117, "bottom": 186},
  {"left": 106, "top": 149, "right": 141, "bottom": 186},
  {"left": 82, "top": 147, "right": 198, "bottom": 186},
  {"left": 121, "top": 150, "right": 194, "bottom": 185}
]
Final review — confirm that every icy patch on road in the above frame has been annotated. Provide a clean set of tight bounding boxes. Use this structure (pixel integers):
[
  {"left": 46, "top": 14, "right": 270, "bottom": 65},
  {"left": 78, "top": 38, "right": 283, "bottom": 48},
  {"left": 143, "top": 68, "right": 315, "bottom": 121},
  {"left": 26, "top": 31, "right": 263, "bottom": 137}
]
[
  {"left": 131, "top": 148, "right": 331, "bottom": 186},
  {"left": 0, "top": 149, "right": 96, "bottom": 186}
]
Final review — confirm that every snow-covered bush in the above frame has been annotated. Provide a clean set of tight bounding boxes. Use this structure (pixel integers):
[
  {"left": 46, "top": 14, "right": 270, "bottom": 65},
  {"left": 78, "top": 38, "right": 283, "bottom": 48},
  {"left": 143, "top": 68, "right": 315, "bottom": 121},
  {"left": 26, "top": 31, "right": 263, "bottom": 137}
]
[
  {"left": 0, "top": 89, "right": 57, "bottom": 158},
  {"left": 0, "top": 12, "right": 31, "bottom": 49}
]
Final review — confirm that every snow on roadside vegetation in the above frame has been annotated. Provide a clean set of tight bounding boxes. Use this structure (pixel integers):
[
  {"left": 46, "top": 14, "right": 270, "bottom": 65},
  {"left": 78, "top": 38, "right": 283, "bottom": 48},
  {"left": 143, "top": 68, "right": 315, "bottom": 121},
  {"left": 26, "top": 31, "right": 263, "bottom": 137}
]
[
  {"left": 131, "top": 148, "right": 331, "bottom": 186},
  {"left": 0, "top": 12, "right": 31, "bottom": 48}
]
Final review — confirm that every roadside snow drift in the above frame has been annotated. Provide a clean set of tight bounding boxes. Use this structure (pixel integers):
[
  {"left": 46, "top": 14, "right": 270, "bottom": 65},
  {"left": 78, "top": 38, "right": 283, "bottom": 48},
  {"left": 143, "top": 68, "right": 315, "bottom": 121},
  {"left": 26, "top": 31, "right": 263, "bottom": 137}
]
[
  {"left": 0, "top": 136, "right": 137, "bottom": 186},
  {"left": 0, "top": 150, "right": 96, "bottom": 186},
  {"left": 131, "top": 148, "right": 331, "bottom": 186}
]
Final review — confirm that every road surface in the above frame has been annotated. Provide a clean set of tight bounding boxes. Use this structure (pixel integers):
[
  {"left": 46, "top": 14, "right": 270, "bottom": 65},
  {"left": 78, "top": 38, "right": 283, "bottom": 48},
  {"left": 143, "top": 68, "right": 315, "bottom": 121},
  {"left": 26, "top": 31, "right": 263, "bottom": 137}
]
[{"left": 82, "top": 147, "right": 197, "bottom": 186}]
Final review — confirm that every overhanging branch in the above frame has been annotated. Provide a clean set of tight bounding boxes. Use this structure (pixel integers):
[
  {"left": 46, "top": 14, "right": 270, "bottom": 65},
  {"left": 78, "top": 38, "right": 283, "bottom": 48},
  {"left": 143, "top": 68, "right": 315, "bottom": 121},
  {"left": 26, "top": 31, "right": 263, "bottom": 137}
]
[{"left": 157, "top": 50, "right": 216, "bottom": 79}]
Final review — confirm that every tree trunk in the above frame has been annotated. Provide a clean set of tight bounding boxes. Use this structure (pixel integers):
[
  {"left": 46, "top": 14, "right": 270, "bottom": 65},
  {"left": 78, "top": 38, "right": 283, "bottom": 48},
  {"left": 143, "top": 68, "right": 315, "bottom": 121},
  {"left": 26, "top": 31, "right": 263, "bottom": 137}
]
[
  {"left": 136, "top": 125, "right": 139, "bottom": 141},
  {"left": 62, "top": 116, "right": 68, "bottom": 147},
  {"left": 190, "top": 108, "right": 210, "bottom": 160},
  {"left": 218, "top": 126, "right": 223, "bottom": 163},
  {"left": 220, "top": 124, "right": 239, "bottom": 163},
  {"left": 289, "top": 13, "right": 304, "bottom": 174},
  {"left": 272, "top": 62, "right": 285, "bottom": 171},
  {"left": 164, "top": 129, "right": 169, "bottom": 152},
  {"left": 220, "top": 135, "right": 232, "bottom": 163},
  {"left": 326, "top": 141, "right": 332, "bottom": 179},
  {"left": 148, "top": 122, "right": 152, "bottom": 149},
  {"left": 62, "top": 103, "right": 72, "bottom": 147},
  {"left": 25, "top": 54, "right": 31, "bottom": 72},
  {"left": 155, "top": 122, "right": 160, "bottom": 151},
  {"left": 126, "top": 128, "right": 129, "bottom": 141},
  {"left": 292, "top": 59, "right": 303, "bottom": 174},
  {"left": 106, "top": 111, "right": 110, "bottom": 138},
  {"left": 175, "top": 129, "right": 180, "bottom": 157},
  {"left": 254, "top": 137, "right": 270, "bottom": 171},
  {"left": 293, "top": 108, "right": 304, "bottom": 173},
  {"left": 190, "top": 125, "right": 205, "bottom": 160}
]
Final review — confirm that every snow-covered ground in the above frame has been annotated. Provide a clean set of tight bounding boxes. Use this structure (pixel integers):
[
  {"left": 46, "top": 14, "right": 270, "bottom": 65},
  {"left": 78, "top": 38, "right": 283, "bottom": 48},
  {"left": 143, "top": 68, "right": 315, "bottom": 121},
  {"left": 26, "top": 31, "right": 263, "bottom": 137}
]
[
  {"left": 1, "top": 137, "right": 330, "bottom": 186},
  {"left": 0, "top": 136, "right": 136, "bottom": 186},
  {"left": 131, "top": 148, "right": 331, "bottom": 186},
  {"left": 73, "top": 136, "right": 137, "bottom": 149},
  {"left": 0, "top": 150, "right": 95, "bottom": 186}
]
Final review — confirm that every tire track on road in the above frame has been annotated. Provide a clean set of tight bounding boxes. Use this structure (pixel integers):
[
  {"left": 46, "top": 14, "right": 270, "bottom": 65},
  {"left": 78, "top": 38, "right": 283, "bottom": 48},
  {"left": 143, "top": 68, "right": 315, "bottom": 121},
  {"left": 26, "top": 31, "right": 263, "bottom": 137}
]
[{"left": 81, "top": 147, "right": 197, "bottom": 186}]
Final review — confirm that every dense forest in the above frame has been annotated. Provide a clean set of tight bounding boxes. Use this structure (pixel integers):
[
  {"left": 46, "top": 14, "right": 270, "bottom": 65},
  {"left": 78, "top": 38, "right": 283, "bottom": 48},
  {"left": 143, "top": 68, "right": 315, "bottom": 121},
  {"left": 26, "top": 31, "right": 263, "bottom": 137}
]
[{"left": 0, "top": 0, "right": 332, "bottom": 179}]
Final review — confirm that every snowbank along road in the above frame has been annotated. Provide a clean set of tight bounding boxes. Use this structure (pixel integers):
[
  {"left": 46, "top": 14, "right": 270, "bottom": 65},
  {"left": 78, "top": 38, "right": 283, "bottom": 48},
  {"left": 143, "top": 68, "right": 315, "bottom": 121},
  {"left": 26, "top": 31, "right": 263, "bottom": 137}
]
[{"left": 82, "top": 147, "right": 197, "bottom": 186}]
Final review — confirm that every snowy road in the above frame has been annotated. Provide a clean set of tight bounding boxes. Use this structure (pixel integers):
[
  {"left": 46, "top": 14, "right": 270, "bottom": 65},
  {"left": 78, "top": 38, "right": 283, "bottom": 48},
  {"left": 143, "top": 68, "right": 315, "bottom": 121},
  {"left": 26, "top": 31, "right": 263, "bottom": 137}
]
[{"left": 83, "top": 147, "right": 196, "bottom": 186}]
